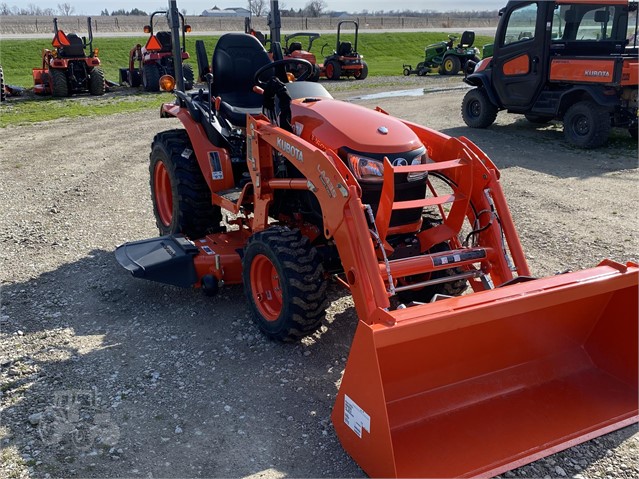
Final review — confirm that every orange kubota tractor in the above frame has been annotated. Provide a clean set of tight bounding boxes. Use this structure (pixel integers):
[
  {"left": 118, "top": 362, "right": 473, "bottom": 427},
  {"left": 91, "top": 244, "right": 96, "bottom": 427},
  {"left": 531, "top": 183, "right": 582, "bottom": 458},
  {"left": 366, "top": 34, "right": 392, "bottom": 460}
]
[
  {"left": 33, "top": 17, "right": 105, "bottom": 97},
  {"left": 119, "top": 10, "right": 194, "bottom": 92},
  {"left": 116, "top": 1, "right": 638, "bottom": 477},
  {"left": 462, "top": 0, "right": 638, "bottom": 148}
]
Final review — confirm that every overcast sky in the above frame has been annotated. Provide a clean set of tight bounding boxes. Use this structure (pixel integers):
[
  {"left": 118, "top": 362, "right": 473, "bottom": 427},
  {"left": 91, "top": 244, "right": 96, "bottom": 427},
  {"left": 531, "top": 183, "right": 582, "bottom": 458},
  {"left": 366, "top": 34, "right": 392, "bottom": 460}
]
[{"left": 24, "top": 1, "right": 505, "bottom": 16}]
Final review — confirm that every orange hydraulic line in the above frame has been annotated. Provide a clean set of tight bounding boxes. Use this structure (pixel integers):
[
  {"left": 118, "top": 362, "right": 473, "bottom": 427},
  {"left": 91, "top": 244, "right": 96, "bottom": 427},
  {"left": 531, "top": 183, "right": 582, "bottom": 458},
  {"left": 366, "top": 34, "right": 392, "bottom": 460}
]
[{"left": 268, "top": 179, "right": 309, "bottom": 190}]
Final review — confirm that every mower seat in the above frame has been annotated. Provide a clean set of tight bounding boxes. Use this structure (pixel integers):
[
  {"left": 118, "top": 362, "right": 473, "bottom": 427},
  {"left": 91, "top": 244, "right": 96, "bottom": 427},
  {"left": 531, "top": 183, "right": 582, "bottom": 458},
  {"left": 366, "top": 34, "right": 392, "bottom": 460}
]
[
  {"left": 338, "top": 41, "right": 353, "bottom": 56},
  {"left": 459, "top": 31, "right": 475, "bottom": 48},
  {"left": 156, "top": 31, "right": 173, "bottom": 53},
  {"left": 288, "top": 42, "right": 303, "bottom": 53},
  {"left": 59, "top": 34, "right": 85, "bottom": 57},
  {"left": 211, "top": 33, "right": 272, "bottom": 126}
]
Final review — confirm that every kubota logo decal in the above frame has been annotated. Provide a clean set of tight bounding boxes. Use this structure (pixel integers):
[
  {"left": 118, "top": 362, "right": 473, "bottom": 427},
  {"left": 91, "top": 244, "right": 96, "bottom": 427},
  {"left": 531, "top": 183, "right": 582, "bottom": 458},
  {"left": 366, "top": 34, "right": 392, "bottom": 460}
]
[
  {"left": 585, "top": 70, "right": 610, "bottom": 77},
  {"left": 276, "top": 137, "right": 304, "bottom": 162}
]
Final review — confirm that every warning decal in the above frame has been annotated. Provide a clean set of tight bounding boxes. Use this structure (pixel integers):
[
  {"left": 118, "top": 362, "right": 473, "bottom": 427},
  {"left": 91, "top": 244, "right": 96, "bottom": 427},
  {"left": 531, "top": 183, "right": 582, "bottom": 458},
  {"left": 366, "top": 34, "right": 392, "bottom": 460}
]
[{"left": 344, "top": 395, "right": 371, "bottom": 438}]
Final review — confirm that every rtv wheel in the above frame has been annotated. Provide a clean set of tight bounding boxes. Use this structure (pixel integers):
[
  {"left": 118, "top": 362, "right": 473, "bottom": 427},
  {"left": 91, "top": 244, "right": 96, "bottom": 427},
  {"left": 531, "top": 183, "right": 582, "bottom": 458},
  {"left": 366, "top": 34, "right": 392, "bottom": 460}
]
[
  {"left": 149, "top": 129, "right": 222, "bottom": 238},
  {"left": 461, "top": 88, "right": 497, "bottom": 128},
  {"left": 51, "top": 69, "right": 69, "bottom": 97},
  {"left": 89, "top": 67, "right": 105, "bottom": 95},
  {"left": 563, "top": 100, "right": 611, "bottom": 149},
  {"left": 243, "top": 227, "right": 328, "bottom": 342},
  {"left": 142, "top": 63, "right": 161, "bottom": 92},
  {"left": 183, "top": 63, "right": 194, "bottom": 90}
]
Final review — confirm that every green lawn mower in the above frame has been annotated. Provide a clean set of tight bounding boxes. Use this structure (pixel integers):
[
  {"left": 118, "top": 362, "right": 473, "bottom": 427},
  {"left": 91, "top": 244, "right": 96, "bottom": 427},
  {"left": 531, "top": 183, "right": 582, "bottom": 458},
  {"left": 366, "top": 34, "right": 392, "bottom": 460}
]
[{"left": 403, "top": 31, "right": 480, "bottom": 76}]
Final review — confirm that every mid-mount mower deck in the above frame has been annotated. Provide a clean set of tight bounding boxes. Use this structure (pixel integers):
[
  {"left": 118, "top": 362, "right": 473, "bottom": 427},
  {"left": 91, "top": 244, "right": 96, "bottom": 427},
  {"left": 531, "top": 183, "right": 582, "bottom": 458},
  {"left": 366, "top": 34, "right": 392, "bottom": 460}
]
[{"left": 115, "top": 1, "right": 638, "bottom": 477}]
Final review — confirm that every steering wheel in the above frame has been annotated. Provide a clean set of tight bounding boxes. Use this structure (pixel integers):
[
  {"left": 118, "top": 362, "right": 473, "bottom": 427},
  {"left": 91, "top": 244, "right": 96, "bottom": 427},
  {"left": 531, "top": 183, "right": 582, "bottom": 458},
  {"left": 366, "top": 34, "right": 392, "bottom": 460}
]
[{"left": 254, "top": 58, "right": 314, "bottom": 87}]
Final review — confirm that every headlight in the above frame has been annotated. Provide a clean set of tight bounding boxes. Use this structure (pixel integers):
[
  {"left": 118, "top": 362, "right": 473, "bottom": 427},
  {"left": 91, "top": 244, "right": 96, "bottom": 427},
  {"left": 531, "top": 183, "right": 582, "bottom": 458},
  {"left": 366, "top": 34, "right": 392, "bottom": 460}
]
[
  {"left": 407, "top": 154, "right": 429, "bottom": 182},
  {"left": 347, "top": 153, "right": 384, "bottom": 182}
]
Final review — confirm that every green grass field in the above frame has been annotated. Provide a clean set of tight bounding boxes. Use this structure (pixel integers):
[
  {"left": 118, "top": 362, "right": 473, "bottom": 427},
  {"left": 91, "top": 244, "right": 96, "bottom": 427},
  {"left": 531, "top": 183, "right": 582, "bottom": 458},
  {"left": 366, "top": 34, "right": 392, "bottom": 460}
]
[{"left": 0, "top": 31, "right": 493, "bottom": 87}]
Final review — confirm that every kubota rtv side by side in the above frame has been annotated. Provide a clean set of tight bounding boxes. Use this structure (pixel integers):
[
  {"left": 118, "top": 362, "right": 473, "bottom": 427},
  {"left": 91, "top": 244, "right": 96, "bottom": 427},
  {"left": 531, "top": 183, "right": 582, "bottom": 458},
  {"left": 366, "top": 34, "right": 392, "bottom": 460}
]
[
  {"left": 119, "top": 10, "right": 194, "bottom": 92},
  {"left": 462, "top": 0, "right": 638, "bottom": 148},
  {"left": 33, "top": 17, "right": 105, "bottom": 97},
  {"left": 115, "top": 1, "right": 638, "bottom": 477}
]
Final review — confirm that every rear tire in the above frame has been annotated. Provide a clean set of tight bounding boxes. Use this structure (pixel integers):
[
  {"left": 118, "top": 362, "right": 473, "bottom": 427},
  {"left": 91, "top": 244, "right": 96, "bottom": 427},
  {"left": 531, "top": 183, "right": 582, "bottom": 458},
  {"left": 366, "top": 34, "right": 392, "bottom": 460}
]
[
  {"left": 51, "top": 69, "right": 69, "bottom": 97},
  {"left": 461, "top": 88, "right": 497, "bottom": 128},
  {"left": 309, "top": 64, "right": 321, "bottom": 82},
  {"left": 440, "top": 55, "right": 461, "bottom": 75},
  {"left": 326, "top": 60, "right": 341, "bottom": 80},
  {"left": 243, "top": 227, "right": 328, "bottom": 342},
  {"left": 403, "top": 67, "right": 411, "bottom": 76},
  {"left": 143, "top": 63, "right": 161, "bottom": 92},
  {"left": 183, "top": 63, "right": 194, "bottom": 90},
  {"left": 355, "top": 61, "right": 368, "bottom": 80},
  {"left": 149, "top": 129, "right": 222, "bottom": 238},
  {"left": 563, "top": 101, "right": 611, "bottom": 149},
  {"left": 89, "top": 67, "right": 105, "bottom": 96}
]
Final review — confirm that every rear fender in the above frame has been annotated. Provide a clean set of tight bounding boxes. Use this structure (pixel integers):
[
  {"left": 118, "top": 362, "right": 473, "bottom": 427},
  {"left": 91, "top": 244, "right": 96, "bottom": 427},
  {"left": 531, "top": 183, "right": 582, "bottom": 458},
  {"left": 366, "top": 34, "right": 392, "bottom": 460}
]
[
  {"left": 160, "top": 103, "right": 235, "bottom": 192},
  {"left": 558, "top": 86, "right": 619, "bottom": 117}
]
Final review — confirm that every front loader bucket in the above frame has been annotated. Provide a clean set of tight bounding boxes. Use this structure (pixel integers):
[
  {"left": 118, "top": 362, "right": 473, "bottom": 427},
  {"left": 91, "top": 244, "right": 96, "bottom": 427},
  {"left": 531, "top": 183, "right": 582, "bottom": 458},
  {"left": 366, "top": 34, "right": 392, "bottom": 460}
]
[{"left": 332, "top": 261, "right": 638, "bottom": 478}]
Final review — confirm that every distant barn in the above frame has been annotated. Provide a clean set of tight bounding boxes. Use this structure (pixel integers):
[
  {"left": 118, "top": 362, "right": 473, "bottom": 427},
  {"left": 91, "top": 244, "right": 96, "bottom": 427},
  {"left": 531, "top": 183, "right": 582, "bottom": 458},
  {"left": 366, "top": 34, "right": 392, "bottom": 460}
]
[{"left": 201, "top": 6, "right": 250, "bottom": 17}]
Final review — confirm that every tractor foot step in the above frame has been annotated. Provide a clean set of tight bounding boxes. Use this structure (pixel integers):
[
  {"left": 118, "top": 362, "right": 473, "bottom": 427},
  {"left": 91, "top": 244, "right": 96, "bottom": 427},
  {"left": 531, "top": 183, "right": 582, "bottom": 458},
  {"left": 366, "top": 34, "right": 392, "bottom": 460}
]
[
  {"left": 115, "top": 234, "right": 199, "bottom": 288},
  {"left": 217, "top": 188, "right": 242, "bottom": 203}
]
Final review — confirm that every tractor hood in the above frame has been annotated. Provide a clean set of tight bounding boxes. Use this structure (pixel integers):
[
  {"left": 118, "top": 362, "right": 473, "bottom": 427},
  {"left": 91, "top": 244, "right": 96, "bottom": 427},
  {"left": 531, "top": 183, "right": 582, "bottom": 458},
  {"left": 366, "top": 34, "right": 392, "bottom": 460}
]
[{"left": 291, "top": 98, "right": 422, "bottom": 155}]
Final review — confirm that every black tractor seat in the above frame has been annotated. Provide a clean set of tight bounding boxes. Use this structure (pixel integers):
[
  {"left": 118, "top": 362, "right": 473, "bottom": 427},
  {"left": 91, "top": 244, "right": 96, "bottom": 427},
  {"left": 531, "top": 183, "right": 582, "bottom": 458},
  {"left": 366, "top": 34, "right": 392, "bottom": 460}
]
[
  {"left": 156, "top": 31, "right": 173, "bottom": 53},
  {"left": 59, "top": 33, "right": 86, "bottom": 57},
  {"left": 211, "top": 33, "right": 272, "bottom": 127}
]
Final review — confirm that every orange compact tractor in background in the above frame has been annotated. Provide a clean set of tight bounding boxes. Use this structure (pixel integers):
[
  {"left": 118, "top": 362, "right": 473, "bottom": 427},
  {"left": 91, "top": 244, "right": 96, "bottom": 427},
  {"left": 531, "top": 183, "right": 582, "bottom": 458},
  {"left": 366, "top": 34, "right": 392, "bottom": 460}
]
[
  {"left": 116, "top": 1, "right": 638, "bottom": 477},
  {"left": 33, "top": 17, "right": 105, "bottom": 97},
  {"left": 463, "top": 0, "right": 638, "bottom": 148},
  {"left": 119, "top": 10, "right": 193, "bottom": 92}
]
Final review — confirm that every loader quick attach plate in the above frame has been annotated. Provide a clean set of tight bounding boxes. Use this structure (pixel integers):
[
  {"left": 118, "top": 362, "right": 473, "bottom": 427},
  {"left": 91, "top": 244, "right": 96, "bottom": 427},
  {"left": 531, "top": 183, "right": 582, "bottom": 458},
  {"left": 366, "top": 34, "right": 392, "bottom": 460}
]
[{"left": 115, "top": 235, "right": 199, "bottom": 288}]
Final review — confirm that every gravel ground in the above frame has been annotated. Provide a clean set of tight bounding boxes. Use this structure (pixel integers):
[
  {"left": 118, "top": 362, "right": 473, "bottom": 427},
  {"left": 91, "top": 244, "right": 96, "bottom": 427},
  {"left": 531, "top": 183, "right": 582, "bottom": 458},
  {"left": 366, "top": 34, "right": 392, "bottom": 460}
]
[{"left": 1, "top": 75, "right": 637, "bottom": 478}]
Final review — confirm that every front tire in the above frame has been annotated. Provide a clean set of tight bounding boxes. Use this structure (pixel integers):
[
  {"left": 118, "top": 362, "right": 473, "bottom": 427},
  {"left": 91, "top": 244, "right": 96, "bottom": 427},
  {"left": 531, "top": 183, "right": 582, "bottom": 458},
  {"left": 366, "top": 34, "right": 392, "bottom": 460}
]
[
  {"left": 326, "top": 60, "right": 341, "bottom": 80},
  {"left": 89, "top": 67, "right": 105, "bottom": 96},
  {"left": 51, "top": 69, "right": 69, "bottom": 97},
  {"left": 354, "top": 61, "right": 368, "bottom": 80},
  {"left": 0, "top": 65, "right": 5, "bottom": 102},
  {"left": 142, "top": 63, "right": 161, "bottom": 92},
  {"left": 563, "top": 100, "right": 611, "bottom": 149},
  {"left": 243, "top": 228, "right": 328, "bottom": 342},
  {"left": 149, "top": 129, "right": 222, "bottom": 238},
  {"left": 461, "top": 88, "right": 497, "bottom": 128}
]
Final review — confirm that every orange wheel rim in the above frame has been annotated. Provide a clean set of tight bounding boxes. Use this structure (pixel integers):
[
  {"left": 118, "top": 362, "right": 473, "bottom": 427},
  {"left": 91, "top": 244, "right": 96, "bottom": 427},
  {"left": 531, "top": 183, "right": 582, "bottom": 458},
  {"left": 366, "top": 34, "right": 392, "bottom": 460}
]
[
  {"left": 326, "top": 64, "right": 334, "bottom": 77},
  {"left": 250, "top": 254, "right": 283, "bottom": 321},
  {"left": 153, "top": 161, "right": 172, "bottom": 226}
]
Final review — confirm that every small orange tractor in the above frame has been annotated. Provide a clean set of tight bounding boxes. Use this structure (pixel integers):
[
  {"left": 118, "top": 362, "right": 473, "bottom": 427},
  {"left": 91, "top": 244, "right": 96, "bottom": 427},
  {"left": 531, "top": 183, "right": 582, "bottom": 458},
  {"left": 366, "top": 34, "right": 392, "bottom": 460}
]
[
  {"left": 119, "top": 10, "right": 193, "bottom": 92},
  {"left": 320, "top": 20, "right": 368, "bottom": 80},
  {"left": 116, "top": 1, "right": 638, "bottom": 477},
  {"left": 462, "top": 0, "right": 638, "bottom": 148},
  {"left": 33, "top": 17, "right": 105, "bottom": 97}
]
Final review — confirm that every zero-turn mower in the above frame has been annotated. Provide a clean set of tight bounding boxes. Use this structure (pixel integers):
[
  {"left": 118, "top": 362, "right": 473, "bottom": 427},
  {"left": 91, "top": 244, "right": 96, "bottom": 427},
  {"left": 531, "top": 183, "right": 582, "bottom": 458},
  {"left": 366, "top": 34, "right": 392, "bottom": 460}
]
[
  {"left": 33, "top": 17, "right": 105, "bottom": 97},
  {"left": 403, "top": 31, "right": 481, "bottom": 76},
  {"left": 119, "top": 10, "right": 194, "bottom": 92},
  {"left": 320, "top": 20, "right": 368, "bottom": 80},
  {"left": 116, "top": 1, "right": 638, "bottom": 477}
]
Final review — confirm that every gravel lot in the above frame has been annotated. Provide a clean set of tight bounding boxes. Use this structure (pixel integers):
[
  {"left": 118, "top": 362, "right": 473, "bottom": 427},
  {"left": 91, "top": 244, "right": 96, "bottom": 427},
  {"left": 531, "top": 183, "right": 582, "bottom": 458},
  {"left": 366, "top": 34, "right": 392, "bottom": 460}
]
[{"left": 1, "top": 75, "right": 637, "bottom": 478}]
